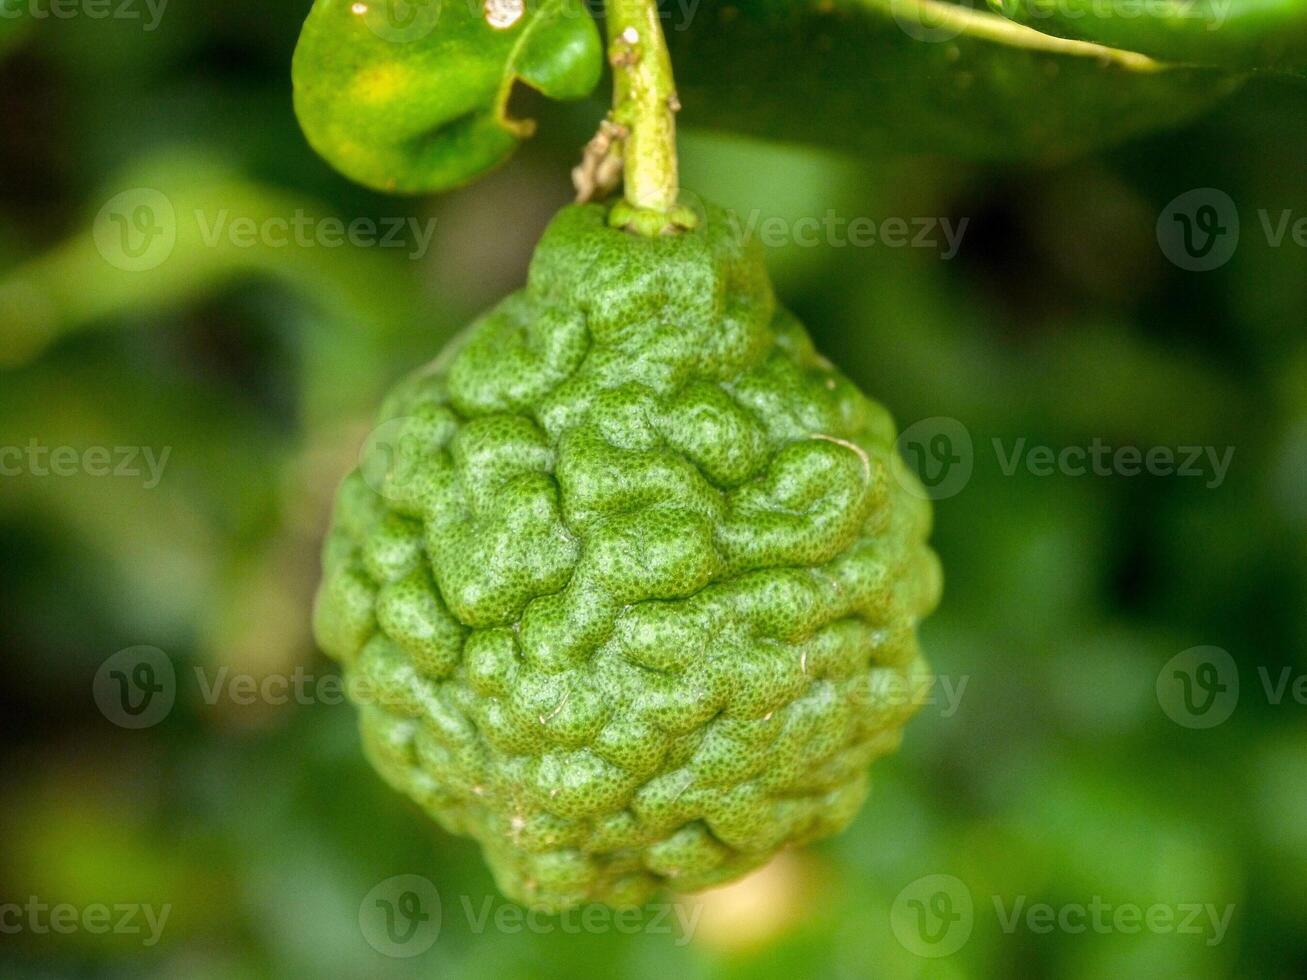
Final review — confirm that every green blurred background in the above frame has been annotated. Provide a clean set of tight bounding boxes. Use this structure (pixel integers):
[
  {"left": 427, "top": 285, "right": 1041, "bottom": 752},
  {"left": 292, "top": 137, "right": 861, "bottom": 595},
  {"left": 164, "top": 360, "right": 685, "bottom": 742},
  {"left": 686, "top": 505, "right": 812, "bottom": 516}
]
[{"left": 1, "top": 3, "right": 1305, "bottom": 977}]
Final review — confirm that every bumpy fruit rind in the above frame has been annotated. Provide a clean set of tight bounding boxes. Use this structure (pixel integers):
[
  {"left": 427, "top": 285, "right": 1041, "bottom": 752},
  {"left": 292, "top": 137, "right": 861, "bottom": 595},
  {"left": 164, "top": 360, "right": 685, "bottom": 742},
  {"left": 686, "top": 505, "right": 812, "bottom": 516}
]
[{"left": 314, "top": 202, "right": 941, "bottom": 911}]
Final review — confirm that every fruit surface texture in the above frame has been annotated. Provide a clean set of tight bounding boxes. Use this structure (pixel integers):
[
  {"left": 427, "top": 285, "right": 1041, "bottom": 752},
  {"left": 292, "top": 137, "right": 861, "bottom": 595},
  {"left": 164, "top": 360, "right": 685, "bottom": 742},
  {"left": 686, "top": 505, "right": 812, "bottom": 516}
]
[{"left": 314, "top": 202, "right": 942, "bottom": 910}]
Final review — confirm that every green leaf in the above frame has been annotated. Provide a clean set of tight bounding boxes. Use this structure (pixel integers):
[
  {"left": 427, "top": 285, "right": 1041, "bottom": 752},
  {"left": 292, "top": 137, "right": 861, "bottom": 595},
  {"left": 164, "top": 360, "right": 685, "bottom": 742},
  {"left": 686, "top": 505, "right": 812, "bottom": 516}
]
[
  {"left": 292, "top": 0, "right": 603, "bottom": 194},
  {"left": 0, "top": 148, "right": 424, "bottom": 368},
  {"left": 669, "top": 0, "right": 1245, "bottom": 163},
  {"left": 987, "top": 0, "right": 1307, "bottom": 73}
]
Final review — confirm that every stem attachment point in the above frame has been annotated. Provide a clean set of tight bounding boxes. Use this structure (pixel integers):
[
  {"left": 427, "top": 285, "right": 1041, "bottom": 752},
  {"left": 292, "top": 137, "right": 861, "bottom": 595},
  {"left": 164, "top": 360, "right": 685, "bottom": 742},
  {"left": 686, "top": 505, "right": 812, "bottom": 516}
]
[{"left": 603, "top": 0, "right": 694, "bottom": 235}]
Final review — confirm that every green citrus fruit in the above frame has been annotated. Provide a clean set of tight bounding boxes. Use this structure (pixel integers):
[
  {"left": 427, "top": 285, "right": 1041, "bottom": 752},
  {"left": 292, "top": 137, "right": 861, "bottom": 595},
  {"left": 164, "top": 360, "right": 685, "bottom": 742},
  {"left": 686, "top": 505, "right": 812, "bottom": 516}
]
[{"left": 314, "top": 201, "right": 941, "bottom": 910}]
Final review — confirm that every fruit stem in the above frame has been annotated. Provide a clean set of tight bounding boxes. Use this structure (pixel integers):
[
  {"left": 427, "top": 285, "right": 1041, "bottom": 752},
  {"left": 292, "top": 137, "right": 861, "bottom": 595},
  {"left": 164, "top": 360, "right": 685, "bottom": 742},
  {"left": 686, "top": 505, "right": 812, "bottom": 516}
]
[{"left": 604, "top": 0, "right": 696, "bottom": 235}]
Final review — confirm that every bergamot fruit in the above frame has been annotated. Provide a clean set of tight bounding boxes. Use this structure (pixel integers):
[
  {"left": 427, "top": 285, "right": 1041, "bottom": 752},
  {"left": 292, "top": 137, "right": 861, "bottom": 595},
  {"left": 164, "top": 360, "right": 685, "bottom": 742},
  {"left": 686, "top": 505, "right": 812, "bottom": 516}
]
[{"left": 314, "top": 200, "right": 941, "bottom": 911}]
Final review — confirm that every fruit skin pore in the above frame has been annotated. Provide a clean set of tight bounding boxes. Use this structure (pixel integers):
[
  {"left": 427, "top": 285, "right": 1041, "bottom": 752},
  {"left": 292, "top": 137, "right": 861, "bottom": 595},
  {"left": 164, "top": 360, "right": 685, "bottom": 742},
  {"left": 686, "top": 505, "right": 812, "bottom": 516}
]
[{"left": 314, "top": 202, "right": 942, "bottom": 911}]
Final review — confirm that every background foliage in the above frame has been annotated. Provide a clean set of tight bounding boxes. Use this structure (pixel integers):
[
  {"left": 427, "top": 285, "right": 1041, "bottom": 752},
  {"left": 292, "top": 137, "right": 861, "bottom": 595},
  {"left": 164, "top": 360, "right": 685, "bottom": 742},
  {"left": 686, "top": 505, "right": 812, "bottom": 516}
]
[{"left": 1, "top": 1, "right": 1305, "bottom": 976}]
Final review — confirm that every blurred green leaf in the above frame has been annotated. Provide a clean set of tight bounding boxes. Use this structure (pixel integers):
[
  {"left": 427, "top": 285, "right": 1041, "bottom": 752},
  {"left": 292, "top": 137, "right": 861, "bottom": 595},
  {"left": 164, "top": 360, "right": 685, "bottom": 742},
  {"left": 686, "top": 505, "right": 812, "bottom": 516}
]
[
  {"left": 987, "top": 0, "right": 1307, "bottom": 73},
  {"left": 0, "top": 147, "right": 423, "bottom": 367},
  {"left": 292, "top": 0, "right": 603, "bottom": 193},
  {"left": 671, "top": 0, "right": 1243, "bottom": 163}
]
